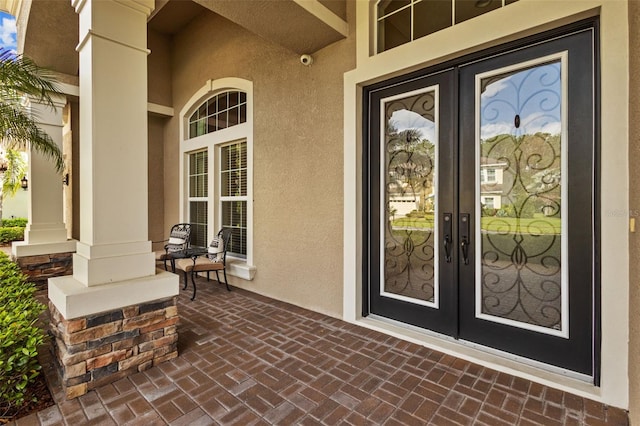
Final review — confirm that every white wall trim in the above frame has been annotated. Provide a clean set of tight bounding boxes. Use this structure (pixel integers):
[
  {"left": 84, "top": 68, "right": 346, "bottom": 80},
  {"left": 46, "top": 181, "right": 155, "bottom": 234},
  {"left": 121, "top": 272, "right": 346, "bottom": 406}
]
[
  {"left": 292, "top": 0, "right": 348, "bottom": 37},
  {"left": 148, "top": 102, "right": 174, "bottom": 117}
]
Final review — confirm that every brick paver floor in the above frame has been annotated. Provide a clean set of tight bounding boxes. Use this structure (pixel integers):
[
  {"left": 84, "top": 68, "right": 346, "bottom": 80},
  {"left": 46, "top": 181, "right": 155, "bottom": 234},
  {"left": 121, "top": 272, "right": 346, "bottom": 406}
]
[{"left": 12, "top": 277, "right": 628, "bottom": 425}]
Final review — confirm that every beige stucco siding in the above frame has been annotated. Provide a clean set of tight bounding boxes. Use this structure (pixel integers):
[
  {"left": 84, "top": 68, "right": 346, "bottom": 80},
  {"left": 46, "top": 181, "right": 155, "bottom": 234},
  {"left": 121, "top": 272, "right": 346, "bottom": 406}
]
[
  {"left": 148, "top": 30, "right": 173, "bottom": 108},
  {"left": 148, "top": 115, "right": 166, "bottom": 251},
  {"left": 160, "top": 7, "right": 355, "bottom": 317},
  {"left": 628, "top": 1, "right": 640, "bottom": 423}
]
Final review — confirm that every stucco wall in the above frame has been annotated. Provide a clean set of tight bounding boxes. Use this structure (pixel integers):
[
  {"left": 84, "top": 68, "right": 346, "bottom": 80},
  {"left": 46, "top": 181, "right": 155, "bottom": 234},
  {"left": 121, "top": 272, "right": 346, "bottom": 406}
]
[
  {"left": 148, "top": 30, "right": 173, "bottom": 108},
  {"left": 160, "top": 6, "right": 355, "bottom": 317},
  {"left": 148, "top": 115, "right": 166, "bottom": 251},
  {"left": 628, "top": 1, "right": 640, "bottom": 423}
]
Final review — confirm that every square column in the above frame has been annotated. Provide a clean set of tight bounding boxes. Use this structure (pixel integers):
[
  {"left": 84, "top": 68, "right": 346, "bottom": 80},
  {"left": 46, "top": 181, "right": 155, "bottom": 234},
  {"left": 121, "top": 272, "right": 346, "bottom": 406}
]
[
  {"left": 12, "top": 95, "right": 76, "bottom": 258},
  {"left": 48, "top": 0, "right": 179, "bottom": 399},
  {"left": 70, "top": 0, "right": 162, "bottom": 286},
  {"left": 50, "top": 0, "right": 179, "bottom": 298}
]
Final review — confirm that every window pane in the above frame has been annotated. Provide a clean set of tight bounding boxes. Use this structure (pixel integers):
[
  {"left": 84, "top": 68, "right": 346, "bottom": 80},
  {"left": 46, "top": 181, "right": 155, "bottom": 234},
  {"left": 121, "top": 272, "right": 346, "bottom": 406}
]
[
  {"left": 378, "top": 0, "right": 410, "bottom": 18},
  {"left": 414, "top": 0, "right": 451, "bottom": 40},
  {"left": 196, "top": 119, "right": 207, "bottom": 137},
  {"left": 189, "top": 151, "right": 208, "bottom": 197},
  {"left": 228, "top": 107, "right": 239, "bottom": 127},
  {"left": 378, "top": 7, "right": 411, "bottom": 52},
  {"left": 229, "top": 91, "right": 239, "bottom": 107},
  {"left": 222, "top": 201, "right": 247, "bottom": 257},
  {"left": 207, "top": 97, "right": 218, "bottom": 114},
  {"left": 221, "top": 142, "right": 247, "bottom": 197},
  {"left": 455, "top": 0, "right": 500, "bottom": 24},
  {"left": 479, "top": 59, "right": 564, "bottom": 331},
  {"left": 240, "top": 104, "right": 247, "bottom": 123},
  {"left": 198, "top": 103, "right": 207, "bottom": 119},
  {"left": 189, "top": 201, "right": 208, "bottom": 247},
  {"left": 207, "top": 115, "right": 219, "bottom": 133},
  {"left": 218, "top": 93, "right": 228, "bottom": 111},
  {"left": 218, "top": 111, "right": 228, "bottom": 130},
  {"left": 240, "top": 169, "right": 247, "bottom": 195},
  {"left": 189, "top": 176, "right": 196, "bottom": 197}
]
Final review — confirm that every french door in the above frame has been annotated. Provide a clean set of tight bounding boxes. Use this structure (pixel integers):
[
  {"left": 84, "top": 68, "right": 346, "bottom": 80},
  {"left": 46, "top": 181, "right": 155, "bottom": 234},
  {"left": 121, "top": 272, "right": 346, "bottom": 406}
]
[{"left": 363, "top": 25, "right": 597, "bottom": 376}]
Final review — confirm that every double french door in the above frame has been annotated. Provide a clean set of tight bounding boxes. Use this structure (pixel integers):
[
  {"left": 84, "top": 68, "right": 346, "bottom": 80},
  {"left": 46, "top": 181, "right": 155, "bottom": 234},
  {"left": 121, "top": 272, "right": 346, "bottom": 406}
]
[{"left": 364, "top": 25, "right": 597, "bottom": 376}]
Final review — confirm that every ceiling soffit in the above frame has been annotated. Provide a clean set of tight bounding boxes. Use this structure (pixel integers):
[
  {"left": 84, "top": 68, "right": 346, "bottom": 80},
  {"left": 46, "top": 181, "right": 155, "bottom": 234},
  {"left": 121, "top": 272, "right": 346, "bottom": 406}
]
[
  {"left": 20, "top": 0, "right": 78, "bottom": 77},
  {"left": 192, "top": 0, "right": 348, "bottom": 55},
  {"left": 18, "top": 0, "right": 347, "bottom": 78}
]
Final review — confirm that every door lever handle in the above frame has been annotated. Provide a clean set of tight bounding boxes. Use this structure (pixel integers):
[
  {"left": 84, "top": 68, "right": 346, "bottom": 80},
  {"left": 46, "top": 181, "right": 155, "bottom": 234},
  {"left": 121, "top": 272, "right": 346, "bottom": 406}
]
[
  {"left": 460, "top": 238, "right": 469, "bottom": 265},
  {"left": 460, "top": 213, "right": 470, "bottom": 265},
  {"left": 443, "top": 213, "right": 452, "bottom": 263}
]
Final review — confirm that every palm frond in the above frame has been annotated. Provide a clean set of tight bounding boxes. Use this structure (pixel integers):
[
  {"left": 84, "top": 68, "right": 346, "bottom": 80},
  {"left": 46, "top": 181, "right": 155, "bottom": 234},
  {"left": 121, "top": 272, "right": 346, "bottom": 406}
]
[
  {"left": 0, "top": 103, "right": 64, "bottom": 171},
  {"left": 0, "top": 48, "right": 65, "bottom": 172},
  {"left": 0, "top": 48, "right": 60, "bottom": 109}
]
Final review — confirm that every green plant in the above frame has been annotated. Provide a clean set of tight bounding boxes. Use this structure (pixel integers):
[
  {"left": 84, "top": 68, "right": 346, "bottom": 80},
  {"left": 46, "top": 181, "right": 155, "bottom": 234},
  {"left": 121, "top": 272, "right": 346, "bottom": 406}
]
[
  {"left": 1, "top": 218, "right": 26, "bottom": 228},
  {"left": 0, "top": 252, "right": 46, "bottom": 406},
  {"left": 0, "top": 227, "right": 23, "bottom": 243}
]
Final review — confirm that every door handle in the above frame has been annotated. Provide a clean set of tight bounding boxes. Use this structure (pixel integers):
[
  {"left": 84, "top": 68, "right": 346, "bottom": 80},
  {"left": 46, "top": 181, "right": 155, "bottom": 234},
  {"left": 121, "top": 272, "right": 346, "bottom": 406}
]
[
  {"left": 460, "top": 213, "right": 470, "bottom": 265},
  {"left": 443, "top": 213, "right": 452, "bottom": 263}
]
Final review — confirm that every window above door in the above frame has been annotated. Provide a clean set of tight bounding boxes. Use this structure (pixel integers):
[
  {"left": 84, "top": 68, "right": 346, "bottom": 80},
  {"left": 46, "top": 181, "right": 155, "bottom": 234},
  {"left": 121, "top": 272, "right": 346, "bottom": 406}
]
[{"left": 375, "top": 0, "right": 520, "bottom": 53}]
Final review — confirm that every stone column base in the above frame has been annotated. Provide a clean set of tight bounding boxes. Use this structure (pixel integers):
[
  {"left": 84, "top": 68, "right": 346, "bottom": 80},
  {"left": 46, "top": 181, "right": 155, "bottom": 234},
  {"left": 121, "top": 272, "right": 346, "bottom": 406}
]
[
  {"left": 49, "top": 296, "right": 178, "bottom": 399},
  {"left": 15, "top": 252, "right": 74, "bottom": 291}
]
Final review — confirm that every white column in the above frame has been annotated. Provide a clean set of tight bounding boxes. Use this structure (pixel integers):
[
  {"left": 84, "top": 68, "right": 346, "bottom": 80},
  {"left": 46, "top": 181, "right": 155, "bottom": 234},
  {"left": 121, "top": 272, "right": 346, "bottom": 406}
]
[
  {"left": 49, "top": 0, "right": 177, "bottom": 319},
  {"left": 12, "top": 96, "right": 76, "bottom": 257}
]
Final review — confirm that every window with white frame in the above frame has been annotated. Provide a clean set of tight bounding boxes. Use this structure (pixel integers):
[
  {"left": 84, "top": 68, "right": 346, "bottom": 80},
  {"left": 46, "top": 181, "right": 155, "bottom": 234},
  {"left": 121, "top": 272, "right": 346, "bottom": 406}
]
[
  {"left": 376, "top": 0, "right": 519, "bottom": 53},
  {"left": 221, "top": 141, "right": 247, "bottom": 258},
  {"left": 486, "top": 168, "right": 496, "bottom": 183},
  {"left": 180, "top": 79, "right": 254, "bottom": 278},
  {"left": 483, "top": 196, "right": 495, "bottom": 209},
  {"left": 188, "top": 91, "right": 247, "bottom": 139},
  {"left": 188, "top": 150, "right": 208, "bottom": 247}
]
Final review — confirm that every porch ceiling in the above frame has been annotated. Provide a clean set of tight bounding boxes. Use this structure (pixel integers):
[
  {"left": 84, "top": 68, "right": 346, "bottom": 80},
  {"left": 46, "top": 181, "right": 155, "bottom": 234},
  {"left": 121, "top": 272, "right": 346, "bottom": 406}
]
[
  {"left": 18, "top": 0, "right": 347, "bottom": 78},
  {"left": 192, "top": 0, "right": 348, "bottom": 54}
]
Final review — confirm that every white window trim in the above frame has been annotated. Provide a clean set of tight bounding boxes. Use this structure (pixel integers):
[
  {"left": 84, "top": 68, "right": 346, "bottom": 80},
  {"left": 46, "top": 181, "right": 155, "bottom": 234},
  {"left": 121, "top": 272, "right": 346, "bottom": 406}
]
[{"left": 179, "top": 78, "right": 256, "bottom": 280}]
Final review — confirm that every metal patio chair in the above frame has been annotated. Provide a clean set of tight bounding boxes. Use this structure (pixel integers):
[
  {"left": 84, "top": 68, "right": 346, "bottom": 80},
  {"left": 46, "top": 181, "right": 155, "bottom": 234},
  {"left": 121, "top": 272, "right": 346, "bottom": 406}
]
[
  {"left": 155, "top": 223, "right": 192, "bottom": 271},
  {"left": 175, "top": 228, "right": 232, "bottom": 300}
]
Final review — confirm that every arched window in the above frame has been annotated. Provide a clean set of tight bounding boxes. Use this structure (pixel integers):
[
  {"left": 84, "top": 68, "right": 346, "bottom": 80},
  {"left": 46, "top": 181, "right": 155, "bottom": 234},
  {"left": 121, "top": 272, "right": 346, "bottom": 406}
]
[
  {"left": 180, "top": 79, "right": 255, "bottom": 280},
  {"left": 188, "top": 91, "right": 247, "bottom": 138}
]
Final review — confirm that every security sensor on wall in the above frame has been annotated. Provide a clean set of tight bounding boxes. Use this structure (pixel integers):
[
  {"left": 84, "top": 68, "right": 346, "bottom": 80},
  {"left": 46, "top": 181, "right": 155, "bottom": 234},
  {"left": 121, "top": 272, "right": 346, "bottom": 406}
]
[{"left": 300, "top": 54, "right": 314, "bottom": 66}]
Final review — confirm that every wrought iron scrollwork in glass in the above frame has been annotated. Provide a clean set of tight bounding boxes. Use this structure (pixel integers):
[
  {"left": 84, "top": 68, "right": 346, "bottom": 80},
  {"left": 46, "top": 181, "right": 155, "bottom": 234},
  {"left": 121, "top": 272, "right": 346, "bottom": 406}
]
[
  {"left": 479, "top": 60, "right": 564, "bottom": 331},
  {"left": 383, "top": 90, "right": 438, "bottom": 304}
]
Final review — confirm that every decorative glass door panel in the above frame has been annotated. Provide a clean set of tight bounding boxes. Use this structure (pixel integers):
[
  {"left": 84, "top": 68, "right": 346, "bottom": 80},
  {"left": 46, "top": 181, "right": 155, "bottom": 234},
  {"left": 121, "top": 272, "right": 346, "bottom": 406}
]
[
  {"left": 366, "top": 70, "right": 456, "bottom": 336},
  {"left": 382, "top": 88, "right": 439, "bottom": 307},
  {"left": 365, "top": 25, "right": 597, "bottom": 377},
  {"left": 476, "top": 56, "right": 567, "bottom": 336}
]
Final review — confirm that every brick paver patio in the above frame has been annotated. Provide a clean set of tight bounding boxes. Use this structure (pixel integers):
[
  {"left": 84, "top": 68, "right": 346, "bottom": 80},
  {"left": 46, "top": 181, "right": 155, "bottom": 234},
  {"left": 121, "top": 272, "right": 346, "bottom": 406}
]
[{"left": 12, "top": 277, "right": 628, "bottom": 425}]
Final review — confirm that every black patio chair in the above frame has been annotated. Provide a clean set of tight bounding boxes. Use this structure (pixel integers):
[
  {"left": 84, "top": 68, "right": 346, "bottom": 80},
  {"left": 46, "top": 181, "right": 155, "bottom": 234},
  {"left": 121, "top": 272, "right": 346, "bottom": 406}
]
[
  {"left": 155, "top": 223, "right": 192, "bottom": 271},
  {"left": 175, "top": 228, "right": 232, "bottom": 300}
]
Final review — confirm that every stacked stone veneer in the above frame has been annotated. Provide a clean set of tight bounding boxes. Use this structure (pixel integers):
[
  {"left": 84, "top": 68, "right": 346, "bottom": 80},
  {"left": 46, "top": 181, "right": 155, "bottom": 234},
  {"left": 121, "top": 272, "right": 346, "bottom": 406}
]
[
  {"left": 49, "top": 296, "right": 178, "bottom": 399},
  {"left": 15, "top": 252, "right": 74, "bottom": 291}
]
